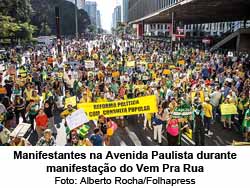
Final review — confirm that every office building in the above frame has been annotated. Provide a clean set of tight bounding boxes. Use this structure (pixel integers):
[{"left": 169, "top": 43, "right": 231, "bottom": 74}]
[{"left": 84, "top": 1, "right": 97, "bottom": 25}]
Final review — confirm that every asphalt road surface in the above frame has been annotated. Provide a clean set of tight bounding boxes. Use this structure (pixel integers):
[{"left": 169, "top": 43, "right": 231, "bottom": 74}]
[{"left": 27, "top": 112, "right": 243, "bottom": 146}]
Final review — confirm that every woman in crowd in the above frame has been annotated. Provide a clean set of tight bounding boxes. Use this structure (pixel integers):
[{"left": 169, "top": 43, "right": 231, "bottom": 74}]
[{"left": 35, "top": 108, "right": 48, "bottom": 139}]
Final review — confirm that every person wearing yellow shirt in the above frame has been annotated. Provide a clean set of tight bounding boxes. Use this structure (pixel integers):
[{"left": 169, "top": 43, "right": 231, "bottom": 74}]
[
  {"left": 79, "top": 92, "right": 92, "bottom": 103},
  {"left": 144, "top": 113, "right": 153, "bottom": 130},
  {"left": 30, "top": 90, "right": 40, "bottom": 105},
  {"left": 16, "top": 75, "right": 25, "bottom": 88},
  {"left": 23, "top": 84, "right": 33, "bottom": 106},
  {"left": 96, "top": 92, "right": 108, "bottom": 103},
  {"left": 203, "top": 97, "right": 213, "bottom": 136},
  {"left": 60, "top": 104, "right": 76, "bottom": 119}
]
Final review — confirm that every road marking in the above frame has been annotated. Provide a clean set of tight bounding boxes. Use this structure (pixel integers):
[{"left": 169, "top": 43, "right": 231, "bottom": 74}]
[
  {"left": 216, "top": 136, "right": 225, "bottom": 145},
  {"left": 146, "top": 136, "right": 152, "bottom": 141},
  {"left": 125, "top": 127, "right": 141, "bottom": 146},
  {"left": 213, "top": 139, "right": 220, "bottom": 146},
  {"left": 182, "top": 134, "right": 195, "bottom": 145},
  {"left": 161, "top": 135, "right": 168, "bottom": 142},
  {"left": 181, "top": 137, "right": 190, "bottom": 145},
  {"left": 115, "top": 135, "right": 127, "bottom": 146}
]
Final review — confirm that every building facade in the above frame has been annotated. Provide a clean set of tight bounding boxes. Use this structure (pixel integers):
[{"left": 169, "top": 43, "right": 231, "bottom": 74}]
[
  {"left": 66, "top": 0, "right": 85, "bottom": 9},
  {"left": 128, "top": 0, "right": 181, "bottom": 23},
  {"left": 122, "top": 0, "right": 129, "bottom": 23},
  {"left": 96, "top": 10, "right": 101, "bottom": 29},
  {"left": 84, "top": 1, "right": 97, "bottom": 26},
  {"left": 128, "top": 0, "right": 250, "bottom": 37},
  {"left": 112, "top": 5, "right": 122, "bottom": 29}
]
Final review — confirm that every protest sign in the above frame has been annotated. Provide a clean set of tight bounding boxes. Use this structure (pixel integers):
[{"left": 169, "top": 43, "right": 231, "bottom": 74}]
[
  {"left": 220, "top": 104, "right": 238, "bottom": 115},
  {"left": 85, "top": 60, "right": 95, "bottom": 69},
  {"left": 66, "top": 109, "right": 89, "bottom": 130},
  {"left": 78, "top": 95, "right": 158, "bottom": 120},
  {"left": 172, "top": 106, "right": 192, "bottom": 118},
  {"left": 64, "top": 96, "right": 77, "bottom": 108},
  {"left": 10, "top": 123, "right": 31, "bottom": 138}
]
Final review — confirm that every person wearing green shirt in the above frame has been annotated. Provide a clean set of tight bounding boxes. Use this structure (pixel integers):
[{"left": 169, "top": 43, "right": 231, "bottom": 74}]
[
  {"left": 243, "top": 104, "right": 250, "bottom": 142},
  {"left": 166, "top": 80, "right": 173, "bottom": 89},
  {"left": 26, "top": 100, "right": 39, "bottom": 130},
  {"left": 110, "top": 79, "right": 119, "bottom": 95}
]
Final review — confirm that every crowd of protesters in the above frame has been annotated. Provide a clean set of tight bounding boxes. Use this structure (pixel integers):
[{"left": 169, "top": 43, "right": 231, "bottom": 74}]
[{"left": 0, "top": 34, "right": 249, "bottom": 146}]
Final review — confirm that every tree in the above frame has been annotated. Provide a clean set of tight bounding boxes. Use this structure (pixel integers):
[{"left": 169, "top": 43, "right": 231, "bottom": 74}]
[
  {"left": 0, "top": 15, "right": 21, "bottom": 38},
  {"left": 0, "top": 0, "right": 36, "bottom": 42},
  {"left": 16, "top": 22, "right": 37, "bottom": 41},
  {"left": 112, "top": 22, "right": 136, "bottom": 37},
  {"left": 39, "top": 22, "right": 51, "bottom": 36},
  {"left": 0, "top": 0, "right": 32, "bottom": 22},
  {"left": 88, "top": 24, "right": 97, "bottom": 33}
]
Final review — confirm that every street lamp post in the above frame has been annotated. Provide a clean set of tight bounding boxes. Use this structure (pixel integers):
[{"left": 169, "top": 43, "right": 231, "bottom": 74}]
[{"left": 75, "top": 0, "right": 79, "bottom": 39}]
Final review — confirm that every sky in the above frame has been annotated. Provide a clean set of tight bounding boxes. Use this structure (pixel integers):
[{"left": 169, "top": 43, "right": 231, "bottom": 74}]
[{"left": 87, "top": 0, "right": 122, "bottom": 32}]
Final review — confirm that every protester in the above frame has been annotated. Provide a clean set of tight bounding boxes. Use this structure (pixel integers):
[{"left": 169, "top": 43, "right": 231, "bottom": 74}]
[
  {"left": 0, "top": 34, "right": 249, "bottom": 146},
  {"left": 14, "top": 95, "right": 26, "bottom": 125},
  {"left": 193, "top": 104, "right": 205, "bottom": 146},
  {"left": 0, "top": 124, "right": 10, "bottom": 146},
  {"left": 203, "top": 97, "right": 213, "bottom": 135},
  {"left": 36, "top": 129, "right": 56, "bottom": 146},
  {"left": 166, "top": 114, "right": 179, "bottom": 146},
  {"left": 90, "top": 127, "right": 103, "bottom": 146},
  {"left": 153, "top": 105, "right": 164, "bottom": 145},
  {"left": 9, "top": 136, "right": 30, "bottom": 146},
  {"left": 35, "top": 108, "right": 48, "bottom": 139},
  {"left": 26, "top": 99, "right": 39, "bottom": 130},
  {"left": 243, "top": 104, "right": 250, "bottom": 142}
]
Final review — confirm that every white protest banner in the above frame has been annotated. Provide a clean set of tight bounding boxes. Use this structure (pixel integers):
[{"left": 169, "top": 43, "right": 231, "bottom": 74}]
[
  {"left": 10, "top": 123, "right": 31, "bottom": 138},
  {"left": 66, "top": 109, "right": 89, "bottom": 130},
  {"left": 85, "top": 60, "right": 95, "bottom": 69}
]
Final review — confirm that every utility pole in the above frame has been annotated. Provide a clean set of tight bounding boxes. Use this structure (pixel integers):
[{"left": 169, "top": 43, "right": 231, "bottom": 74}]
[
  {"left": 75, "top": 0, "right": 79, "bottom": 39},
  {"left": 171, "top": 12, "right": 175, "bottom": 52},
  {"left": 55, "top": 7, "right": 62, "bottom": 54}
]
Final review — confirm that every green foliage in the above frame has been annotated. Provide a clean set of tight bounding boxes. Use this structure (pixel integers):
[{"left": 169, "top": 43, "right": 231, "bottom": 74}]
[
  {"left": 112, "top": 22, "right": 136, "bottom": 36},
  {"left": 0, "top": 15, "right": 36, "bottom": 41},
  {"left": 40, "top": 22, "right": 51, "bottom": 36},
  {"left": 0, "top": 15, "right": 20, "bottom": 38},
  {"left": 0, "top": 0, "right": 90, "bottom": 42},
  {"left": 0, "top": 0, "right": 35, "bottom": 41},
  {"left": 0, "top": 0, "right": 32, "bottom": 22},
  {"left": 88, "top": 25, "right": 97, "bottom": 33},
  {"left": 16, "top": 22, "right": 37, "bottom": 40}
]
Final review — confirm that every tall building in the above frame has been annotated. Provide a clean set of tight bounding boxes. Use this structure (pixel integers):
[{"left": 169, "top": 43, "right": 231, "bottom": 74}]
[
  {"left": 84, "top": 1, "right": 97, "bottom": 26},
  {"left": 66, "top": 0, "right": 85, "bottom": 9},
  {"left": 112, "top": 5, "right": 121, "bottom": 29},
  {"left": 122, "top": 0, "right": 129, "bottom": 23},
  {"left": 112, "top": 12, "right": 116, "bottom": 29},
  {"left": 96, "top": 10, "right": 101, "bottom": 29}
]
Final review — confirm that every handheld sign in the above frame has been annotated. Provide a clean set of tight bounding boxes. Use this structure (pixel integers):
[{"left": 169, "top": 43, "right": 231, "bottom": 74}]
[
  {"left": 66, "top": 109, "right": 89, "bottom": 130},
  {"left": 64, "top": 96, "right": 77, "bottom": 108}
]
